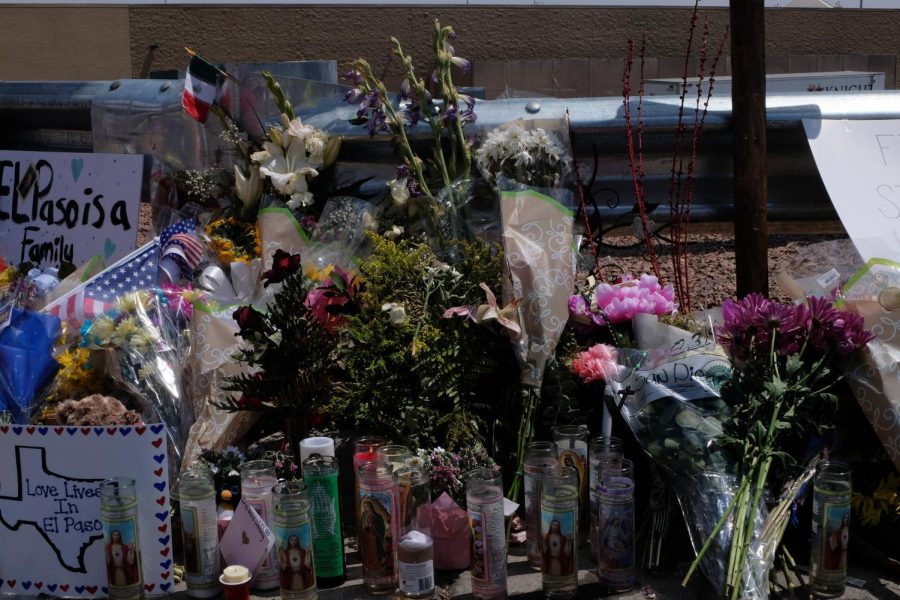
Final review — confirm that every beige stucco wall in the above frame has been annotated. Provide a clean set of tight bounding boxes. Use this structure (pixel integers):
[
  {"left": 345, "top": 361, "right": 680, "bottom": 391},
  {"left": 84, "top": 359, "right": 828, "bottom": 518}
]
[
  {"left": 0, "top": 7, "right": 131, "bottom": 80},
  {"left": 1, "top": 5, "right": 898, "bottom": 88}
]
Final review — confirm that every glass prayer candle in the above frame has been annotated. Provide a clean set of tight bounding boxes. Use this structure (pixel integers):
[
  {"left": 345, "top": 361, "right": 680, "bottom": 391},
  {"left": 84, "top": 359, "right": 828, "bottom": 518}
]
[
  {"left": 273, "top": 481, "right": 317, "bottom": 600},
  {"left": 357, "top": 460, "right": 398, "bottom": 595},
  {"left": 597, "top": 458, "right": 635, "bottom": 592},
  {"left": 178, "top": 467, "right": 221, "bottom": 598},
  {"left": 466, "top": 468, "right": 507, "bottom": 600},
  {"left": 353, "top": 436, "right": 386, "bottom": 472},
  {"left": 540, "top": 466, "right": 579, "bottom": 599},
  {"left": 100, "top": 477, "right": 144, "bottom": 600},
  {"left": 588, "top": 436, "right": 623, "bottom": 560},
  {"left": 303, "top": 454, "right": 345, "bottom": 588},
  {"left": 394, "top": 466, "right": 435, "bottom": 599},
  {"left": 240, "top": 460, "right": 280, "bottom": 590},
  {"left": 377, "top": 445, "right": 414, "bottom": 473},
  {"left": 552, "top": 424, "right": 589, "bottom": 530},
  {"left": 810, "top": 461, "right": 852, "bottom": 598},
  {"left": 524, "top": 441, "right": 559, "bottom": 569}
]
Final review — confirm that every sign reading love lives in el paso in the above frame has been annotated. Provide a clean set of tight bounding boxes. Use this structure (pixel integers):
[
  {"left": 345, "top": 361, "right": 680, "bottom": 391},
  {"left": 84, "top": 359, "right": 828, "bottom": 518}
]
[
  {"left": 805, "top": 119, "right": 900, "bottom": 263},
  {"left": 0, "top": 150, "right": 142, "bottom": 269},
  {"left": 0, "top": 425, "right": 173, "bottom": 597}
]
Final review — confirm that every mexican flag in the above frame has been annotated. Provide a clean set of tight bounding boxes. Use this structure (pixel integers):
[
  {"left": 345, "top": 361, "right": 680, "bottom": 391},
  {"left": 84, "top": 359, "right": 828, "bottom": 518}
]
[{"left": 182, "top": 55, "right": 220, "bottom": 123}]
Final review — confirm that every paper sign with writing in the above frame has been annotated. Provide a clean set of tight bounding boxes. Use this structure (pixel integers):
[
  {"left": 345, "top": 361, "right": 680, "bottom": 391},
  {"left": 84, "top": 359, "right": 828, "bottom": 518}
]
[
  {"left": 220, "top": 498, "right": 275, "bottom": 574},
  {"left": 0, "top": 425, "right": 173, "bottom": 597},
  {"left": 804, "top": 119, "right": 900, "bottom": 262},
  {"left": 0, "top": 150, "right": 142, "bottom": 269}
]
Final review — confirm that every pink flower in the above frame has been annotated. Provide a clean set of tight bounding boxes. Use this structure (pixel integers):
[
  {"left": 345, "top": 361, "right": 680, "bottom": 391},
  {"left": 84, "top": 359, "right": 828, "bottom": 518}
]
[
  {"left": 593, "top": 274, "right": 676, "bottom": 324},
  {"left": 304, "top": 266, "right": 356, "bottom": 333},
  {"left": 571, "top": 344, "right": 619, "bottom": 383}
]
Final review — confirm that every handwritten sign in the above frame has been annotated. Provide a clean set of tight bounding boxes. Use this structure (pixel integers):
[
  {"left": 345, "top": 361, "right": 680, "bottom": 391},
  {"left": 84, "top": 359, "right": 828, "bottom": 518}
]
[
  {"left": 0, "top": 151, "right": 142, "bottom": 270},
  {"left": 804, "top": 119, "right": 900, "bottom": 262},
  {"left": 0, "top": 425, "right": 173, "bottom": 597}
]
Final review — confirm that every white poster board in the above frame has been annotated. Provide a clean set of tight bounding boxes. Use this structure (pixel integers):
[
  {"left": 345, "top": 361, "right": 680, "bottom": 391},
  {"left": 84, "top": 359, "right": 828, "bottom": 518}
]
[
  {"left": 804, "top": 119, "right": 900, "bottom": 263},
  {"left": 0, "top": 151, "right": 142, "bottom": 269},
  {"left": 0, "top": 424, "right": 173, "bottom": 597}
]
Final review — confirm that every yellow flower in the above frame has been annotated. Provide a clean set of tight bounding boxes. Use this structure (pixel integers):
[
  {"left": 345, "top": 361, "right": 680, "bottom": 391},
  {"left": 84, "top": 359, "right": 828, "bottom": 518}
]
[{"left": 305, "top": 263, "right": 335, "bottom": 283}]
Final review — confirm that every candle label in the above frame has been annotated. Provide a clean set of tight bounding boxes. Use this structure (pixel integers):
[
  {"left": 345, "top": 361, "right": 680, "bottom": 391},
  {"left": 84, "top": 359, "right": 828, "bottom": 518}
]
[
  {"left": 245, "top": 496, "right": 280, "bottom": 587},
  {"left": 811, "top": 482, "right": 851, "bottom": 587},
  {"left": 597, "top": 477, "right": 635, "bottom": 590},
  {"left": 398, "top": 559, "right": 434, "bottom": 594},
  {"left": 100, "top": 499, "right": 144, "bottom": 599},
  {"left": 557, "top": 446, "right": 587, "bottom": 522},
  {"left": 467, "top": 491, "right": 507, "bottom": 594},
  {"left": 358, "top": 481, "right": 395, "bottom": 584},
  {"left": 180, "top": 489, "right": 220, "bottom": 594},
  {"left": 305, "top": 471, "right": 344, "bottom": 578},
  {"left": 274, "top": 512, "right": 317, "bottom": 600},
  {"left": 540, "top": 494, "right": 578, "bottom": 590}
]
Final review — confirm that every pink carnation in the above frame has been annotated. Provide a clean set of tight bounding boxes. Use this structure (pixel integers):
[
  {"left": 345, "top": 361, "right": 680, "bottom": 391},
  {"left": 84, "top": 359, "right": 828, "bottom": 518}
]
[
  {"left": 571, "top": 344, "right": 619, "bottom": 383},
  {"left": 593, "top": 274, "right": 676, "bottom": 324}
]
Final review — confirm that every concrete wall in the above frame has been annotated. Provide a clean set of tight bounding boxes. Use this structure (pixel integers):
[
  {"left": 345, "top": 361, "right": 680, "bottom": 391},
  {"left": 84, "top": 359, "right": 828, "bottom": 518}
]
[{"left": 1, "top": 5, "right": 898, "bottom": 96}]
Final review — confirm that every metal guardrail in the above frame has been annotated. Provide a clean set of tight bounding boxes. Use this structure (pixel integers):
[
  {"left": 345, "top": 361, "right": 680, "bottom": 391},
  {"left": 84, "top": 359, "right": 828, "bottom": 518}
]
[{"left": 3, "top": 78, "right": 900, "bottom": 225}]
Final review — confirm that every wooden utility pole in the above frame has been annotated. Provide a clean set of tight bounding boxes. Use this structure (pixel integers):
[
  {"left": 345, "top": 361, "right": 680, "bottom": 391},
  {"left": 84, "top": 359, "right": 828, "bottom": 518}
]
[{"left": 730, "top": 0, "right": 768, "bottom": 296}]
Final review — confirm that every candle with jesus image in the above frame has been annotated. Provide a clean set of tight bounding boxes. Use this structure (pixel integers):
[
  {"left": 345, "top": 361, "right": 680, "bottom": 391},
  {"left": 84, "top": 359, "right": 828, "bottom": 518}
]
[{"left": 100, "top": 477, "right": 144, "bottom": 600}]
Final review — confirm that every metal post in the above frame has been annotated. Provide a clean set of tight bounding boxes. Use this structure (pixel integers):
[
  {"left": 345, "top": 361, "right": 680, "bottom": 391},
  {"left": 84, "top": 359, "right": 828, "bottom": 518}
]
[{"left": 730, "top": 0, "right": 769, "bottom": 297}]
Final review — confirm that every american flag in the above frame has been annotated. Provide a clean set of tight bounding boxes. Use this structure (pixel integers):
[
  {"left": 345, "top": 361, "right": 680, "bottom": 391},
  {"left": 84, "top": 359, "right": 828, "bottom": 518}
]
[
  {"left": 44, "top": 242, "right": 159, "bottom": 322},
  {"left": 160, "top": 218, "right": 204, "bottom": 279}
]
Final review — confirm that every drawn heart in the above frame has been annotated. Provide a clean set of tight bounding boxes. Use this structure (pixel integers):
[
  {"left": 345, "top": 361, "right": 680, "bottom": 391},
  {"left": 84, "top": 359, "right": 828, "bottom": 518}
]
[
  {"left": 59, "top": 584, "right": 69, "bottom": 592},
  {"left": 101, "top": 587, "right": 108, "bottom": 595},
  {"left": 155, "top": 496, "right": 166, "bottom": 506},
  {"left": 241, "top": 531, "right": 250, "bottom": 545},
  {"left": 85, "top": 586, "right": 97, "bottom": 594},
  {"left": 103, "top": 239, "right": 116, "bottom": 260},
  {"left": 5, "top": 581, "right": 14, "bottom": 588},
  {"left": 155, "top": 510, "right": 168, "bottom": 522},
  {"left": 106, "top": 427, "right": 117, "bottom": 435},
  {"left": 144, "top": 584, "right": 155, "bottom": 593},
  {"left": 150, "top": 424, "right": 164, "bottom": 434},
  {"left": 158, "top": 523, "right": 167, "bottom": 533},
  {"left": 80, "top": 428, "right": 90, "bottom": 435},
  {"left": 161, "top": 571, "right": 170, "bottom": 580},
  {"left": 151, "top": 438, "right": 162, "bottom": 448},
  {"left": 12, "top": 426, "right": 21, "bottom": 435},
  {"left": 66, "top": 427, "right": 77, "bottom": 436},
  {"left": 160, "top": 559, "right": 172, "bottom": 569},
  {"left": 0, "top": 426, "right": 8, "bottom": 434},
  {"left": 153, "top": 454, "right": 165, "bottom": 464},
  {"left": 54, "top": 427, "right": 64, "bottom": 435},
  {"left": 160, "top": 583, "right": 172, "bottom": 592},
  {"left": 46, "top": 584, "right": 57, "bottom": 592},
  {"left": 158, "top": 535, "right": 170, "bottom": 545},
  {"left": 38, "top": 427, "right": 48, "bottom": 435},
  {"left": 74, "top": 586, "right": 85, "bottom": 594},
  {"left": 160, "top": 547, "right": 170, "bottom": 557},
  {"left": 21, "top": 582, "right": 31, "bottom": 590},
  {"left": 135, "top": 426, "right": 146, "bottom": 435},
  {"left": 119, "top": 427, "right": 130, "bottom": 436},
  {"left": 34, "top": 582, "right": 43, "bottom": 589},
  {"left": 26, "top": 427, "right": 35, "bottom": 434},
  {"left": 154, "top": 468, "right": 163, "bottom": 477},
  {"left": 94, "top": 427, "right": 104, "bottom": 436},
  {"left": 70, "top": 158, "right": 84, "bottom": 182},
  {"left": 153, "top": 481, "right": 166, "bottom": 492}
]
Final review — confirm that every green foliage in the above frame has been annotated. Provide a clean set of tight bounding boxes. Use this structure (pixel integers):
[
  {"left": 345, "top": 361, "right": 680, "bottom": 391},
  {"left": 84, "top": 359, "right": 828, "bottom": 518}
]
[{"left": 327, "top": 235, "right": 518, "bottom": 450}]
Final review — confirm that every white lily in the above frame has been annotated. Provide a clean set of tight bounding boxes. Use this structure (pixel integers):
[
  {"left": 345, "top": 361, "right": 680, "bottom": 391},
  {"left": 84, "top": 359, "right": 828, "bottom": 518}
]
[
  {"left": 233, "top": 164, "right": 263, "bottom": 210},
  {"left": 283, "top": 114, "right": 314, "bottom": 147},
  {"left": 254, "top": 138, "right": 319, "bottom": 200},
  {"left": 387, "top": 178, "right": 410, "bottom": 208}
]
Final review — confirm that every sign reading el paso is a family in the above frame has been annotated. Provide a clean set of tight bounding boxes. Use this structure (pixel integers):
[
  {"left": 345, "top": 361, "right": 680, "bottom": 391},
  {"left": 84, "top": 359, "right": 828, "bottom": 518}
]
[{"left": 0, "top": 150, "right": 143, "bottom": 269}]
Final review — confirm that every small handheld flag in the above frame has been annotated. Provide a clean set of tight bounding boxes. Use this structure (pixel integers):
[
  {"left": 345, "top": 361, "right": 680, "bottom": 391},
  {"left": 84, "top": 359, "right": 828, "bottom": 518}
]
[{"left": 182, "top": 54, "right": 221, "bottom": 123}]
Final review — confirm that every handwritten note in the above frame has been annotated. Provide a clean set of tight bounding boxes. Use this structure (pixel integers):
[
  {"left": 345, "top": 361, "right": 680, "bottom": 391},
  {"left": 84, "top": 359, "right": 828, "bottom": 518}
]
[
  {"left": 0, "top": 425, "right": 173, "bottom": 597},
  {"left": 0, "top": 151, "right": 143, "bottom": 270},
  {"left": 805, "top": 119, "right": 900, "bottom": 262},
  {"left": 220, "top": 498, "right": 275, "bottom": 574}
]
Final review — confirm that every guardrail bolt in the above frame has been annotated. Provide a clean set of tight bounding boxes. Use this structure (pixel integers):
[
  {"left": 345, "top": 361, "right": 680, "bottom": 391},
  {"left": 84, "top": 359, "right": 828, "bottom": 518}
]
[{"left": 525, "top": 100, "right": 541, "bottom": 114}]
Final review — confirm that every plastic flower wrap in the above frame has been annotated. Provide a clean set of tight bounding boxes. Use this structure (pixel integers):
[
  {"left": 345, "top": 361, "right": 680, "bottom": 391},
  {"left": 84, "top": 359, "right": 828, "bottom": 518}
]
[
  {"left": 0, "top": 309, "right": 61, "bottom": 424},
  {"left": 475, "top": 124, "right": 572, "bottom": 188},
  {"left": 82, "top": 290, "right": 193, "bottom": 473}
]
